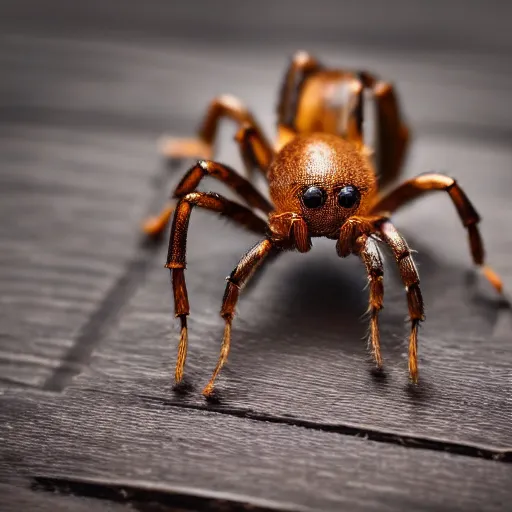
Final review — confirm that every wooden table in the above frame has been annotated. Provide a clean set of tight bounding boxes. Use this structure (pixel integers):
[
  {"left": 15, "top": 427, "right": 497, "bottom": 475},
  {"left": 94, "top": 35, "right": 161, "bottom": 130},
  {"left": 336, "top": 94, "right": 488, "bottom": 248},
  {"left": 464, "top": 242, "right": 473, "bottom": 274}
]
[{"left": 1, "top": 1, "right": 511, "bottom": 510}]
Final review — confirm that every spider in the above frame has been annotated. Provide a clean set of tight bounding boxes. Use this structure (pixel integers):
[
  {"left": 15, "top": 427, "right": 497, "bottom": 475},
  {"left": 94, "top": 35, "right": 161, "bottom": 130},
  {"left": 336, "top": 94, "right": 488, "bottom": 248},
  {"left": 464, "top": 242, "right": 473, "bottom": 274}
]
[{"left": 143, "top": 51, "right": 504, "bottom": 397}]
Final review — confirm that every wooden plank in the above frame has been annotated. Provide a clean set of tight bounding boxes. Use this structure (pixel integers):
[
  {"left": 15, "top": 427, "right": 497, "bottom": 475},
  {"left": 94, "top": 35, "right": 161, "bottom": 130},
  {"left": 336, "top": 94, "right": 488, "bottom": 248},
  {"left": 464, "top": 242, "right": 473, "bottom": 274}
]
[
  {"left": 0, "top": 389, "right": 511, "bottom": 512},
  {"left": 32, "top": 476, "right": 304, "bottom": 512},
  {"left": 0, "top": 125, "right": 163, "bottom": 389},
  {"left": 0, "top": 36, "right": 169, "bottom": 389},
  {"left": 1, "top": 479, "right": 292, "bottom": 512}
]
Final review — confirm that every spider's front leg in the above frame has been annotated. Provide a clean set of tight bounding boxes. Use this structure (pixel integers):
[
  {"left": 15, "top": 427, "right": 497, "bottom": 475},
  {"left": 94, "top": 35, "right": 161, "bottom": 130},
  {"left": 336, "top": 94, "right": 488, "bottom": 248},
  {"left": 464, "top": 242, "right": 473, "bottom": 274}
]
[
  {"left": 355, "top": 234, "right": 385, "bottom": 369},
  {"left": 166, "top": 191, "right": 268, "bottom": 384},
  {"left": 336, "top": 217, "right": 386, "bottom": 370},
  {"left": 378, "top": 220, "right": 425, "bottom": 383},
  {"left": 203, "top": 238, "right": 275, "bottom": 397},
  {"left": 202, "top": 213, "right": 312, "bottom": 396}
]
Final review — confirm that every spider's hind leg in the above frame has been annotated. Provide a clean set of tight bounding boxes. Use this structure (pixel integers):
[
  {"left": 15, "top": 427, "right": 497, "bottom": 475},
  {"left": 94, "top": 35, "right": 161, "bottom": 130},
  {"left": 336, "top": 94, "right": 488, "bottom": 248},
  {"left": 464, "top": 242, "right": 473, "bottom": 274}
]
[
  {"left": 276, "top": 53, "right": 409, "bottom": 185},
  {"left": 370, "top": 78, "right": 410, "bottom": 189},
  {"left": 160, "top": 95, "right": 273, "bottom": 178},
  {"left": 276, "top": 50, "right": 323, "bottom": 149}
]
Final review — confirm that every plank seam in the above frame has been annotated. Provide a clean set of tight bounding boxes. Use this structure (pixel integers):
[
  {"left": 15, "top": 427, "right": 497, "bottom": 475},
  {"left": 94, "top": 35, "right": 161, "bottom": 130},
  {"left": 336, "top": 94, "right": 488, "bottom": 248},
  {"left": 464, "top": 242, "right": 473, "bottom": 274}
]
[
  {"left": 90, "top": 388, "right": 512, "bottom": 464},
  {"left": 42, "top": 164, "right": 174, "bottom": 392},
  {"left": 32, "top": 475, "right": 309, "bottom": 512}
]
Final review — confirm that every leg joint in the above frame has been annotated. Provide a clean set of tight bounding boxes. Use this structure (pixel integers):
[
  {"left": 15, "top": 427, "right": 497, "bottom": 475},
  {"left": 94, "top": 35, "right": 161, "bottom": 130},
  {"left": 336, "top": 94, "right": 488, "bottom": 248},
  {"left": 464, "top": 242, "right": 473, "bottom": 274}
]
[
  {"left": 446, "top": 182, "right": 481, "bottom": 226},
  {"left": 197, "top": 159, "right": 210, "bottom": 173},
  {"left": 369, "top": 276, "right": 384, "bottom": 310},
  {"left": 407, "top": 283, "right": 425, "bottom": 321},
  {"left": 369, "top": 268, "right": 384, "bottom": 279},
  {"left": 221, "top": 281, "right": 240, "bottom": 319},
  {"left": 398, "top": 255, "right": 419, "bottom": 288},
  {"left": 445, "top": 179, "right": 457, "bottom": 192},
  {"left": 180, "top": 192, "right": 204, "bottom": 206},
  {"left": 226, "top": 275, "right": 242, "bottom": 288},
  {"left": 215, "top": 94, "right": 248, "bottom": 115},
  {"left": 196, "top": 160, "right": 231, "bottom": 181},
  {"left": 397, "top": 249, "right": 411, "bottom": 262}
]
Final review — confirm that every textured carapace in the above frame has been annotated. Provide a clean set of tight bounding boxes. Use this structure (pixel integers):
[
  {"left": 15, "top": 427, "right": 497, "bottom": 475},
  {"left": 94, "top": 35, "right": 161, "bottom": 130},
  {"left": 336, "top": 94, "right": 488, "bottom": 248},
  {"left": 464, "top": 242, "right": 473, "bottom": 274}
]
[
  {"left": 268, "top": 133, "right": 377, "bottom": 238},
  {"left": 144, "top": 50, "right": 504, "bottom": 397}
]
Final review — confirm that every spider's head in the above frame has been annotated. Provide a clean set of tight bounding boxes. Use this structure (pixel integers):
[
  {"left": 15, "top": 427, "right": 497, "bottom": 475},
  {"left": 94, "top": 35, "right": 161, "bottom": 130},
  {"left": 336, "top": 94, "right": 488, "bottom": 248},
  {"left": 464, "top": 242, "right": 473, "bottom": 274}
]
[{"left": 268, "top": 133, "right": 377, "bottom": 237}]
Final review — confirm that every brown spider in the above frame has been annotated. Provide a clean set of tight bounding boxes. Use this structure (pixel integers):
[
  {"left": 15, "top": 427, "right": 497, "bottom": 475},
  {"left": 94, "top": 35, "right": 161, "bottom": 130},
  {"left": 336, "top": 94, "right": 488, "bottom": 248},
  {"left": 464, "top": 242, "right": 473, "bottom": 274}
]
[{"left": 144, "top": 51, "right": 503, "bottom": 396}]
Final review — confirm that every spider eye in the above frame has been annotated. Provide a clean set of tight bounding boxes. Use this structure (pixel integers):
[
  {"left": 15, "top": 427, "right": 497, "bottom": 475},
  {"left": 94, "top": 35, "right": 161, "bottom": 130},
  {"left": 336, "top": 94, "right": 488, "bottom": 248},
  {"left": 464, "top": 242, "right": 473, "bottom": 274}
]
[
  {"left": 338, "top": 185, "right": 361, "bottom": 209},
  {"left": 302, "top": 186, "right": 326, "bottom": 209}
]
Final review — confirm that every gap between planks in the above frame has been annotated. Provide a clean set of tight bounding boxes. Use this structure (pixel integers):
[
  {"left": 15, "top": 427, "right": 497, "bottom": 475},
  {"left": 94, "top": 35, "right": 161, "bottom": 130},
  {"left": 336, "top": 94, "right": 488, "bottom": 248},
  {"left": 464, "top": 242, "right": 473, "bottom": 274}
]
[
  {"left": 79, "top": 387, "right": 512, "bottom": 465},
  {"left": 32, "top": 475, "right": 307, "bottom": 512}
]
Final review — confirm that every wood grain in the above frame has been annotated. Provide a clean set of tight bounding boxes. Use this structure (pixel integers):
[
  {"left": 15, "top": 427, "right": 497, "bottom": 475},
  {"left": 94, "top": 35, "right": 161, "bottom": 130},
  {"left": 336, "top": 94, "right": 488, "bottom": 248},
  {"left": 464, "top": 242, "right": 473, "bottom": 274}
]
[
  {"left": 1, "top": 389, "right": 511, "bottom": 512},
  {"left": 0, "top": 35, "right": 168, "bottom": 389}
]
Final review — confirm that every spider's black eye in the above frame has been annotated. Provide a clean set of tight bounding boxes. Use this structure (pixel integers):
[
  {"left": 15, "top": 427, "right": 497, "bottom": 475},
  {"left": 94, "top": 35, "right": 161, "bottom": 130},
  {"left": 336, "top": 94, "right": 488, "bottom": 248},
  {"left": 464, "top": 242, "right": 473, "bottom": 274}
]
[
  {"left": 338, "top": 185, "right": 361, "bottom": 209},
  {"left": 302, "top": 186, "right": 326, "bottom": 209}
]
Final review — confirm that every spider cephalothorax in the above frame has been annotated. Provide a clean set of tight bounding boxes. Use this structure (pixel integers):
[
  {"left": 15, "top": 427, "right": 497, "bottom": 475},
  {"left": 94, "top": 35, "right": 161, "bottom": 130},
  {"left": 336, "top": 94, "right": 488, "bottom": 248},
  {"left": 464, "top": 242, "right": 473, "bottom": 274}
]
[
  {"left": 268, "top": 133, "right": 377, "bottom": 239},
  {"left": 144, "top": 51, "right": 503, "bottom": 397}
]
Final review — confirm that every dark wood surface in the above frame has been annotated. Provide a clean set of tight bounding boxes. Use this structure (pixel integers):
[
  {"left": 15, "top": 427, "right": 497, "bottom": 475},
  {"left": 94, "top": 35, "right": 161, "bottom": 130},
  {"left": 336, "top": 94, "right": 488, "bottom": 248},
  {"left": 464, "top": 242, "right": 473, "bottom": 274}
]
[{"left": 1, "top": 1, "right": 511, "bottom": 511}]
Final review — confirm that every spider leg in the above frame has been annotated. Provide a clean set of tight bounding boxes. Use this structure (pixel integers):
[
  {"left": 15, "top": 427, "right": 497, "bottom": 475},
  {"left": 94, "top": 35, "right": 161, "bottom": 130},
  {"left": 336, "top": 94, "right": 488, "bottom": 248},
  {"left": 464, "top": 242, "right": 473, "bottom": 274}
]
[
  {"left": 377, "top": 220, "right": 425, "bottom": 383},
  {"left": 203, "top": 238, "right": 275, "bottom": 396},
  {"left": 356, "top": 234, "right": 385, "bottom": 369},
  {"left": 276, "top": 50, "right": 322, "bottom": 148},
  {"left": 276, "top": 51, "right": 366, "bottom": 151},
  {"left": 371, "top": 173, "right": 503, "bottom": 294},
  {"left": 370, "top": 79, "right": 410, "bottom": 189},
  {"left": 143, "top": 159, "right": 273, "bottom": 238},
  {"left": 235, "top": 123, "right": 274, "bottom": 178},
  {"left": 166, "top": 191, "right": 268, "bottom": 384},
  {"left": 160, "top": 94, "right": 273, "bottom": 178},
  {"left": 276, "top": 52, "right": 408, "bottom": 182}
]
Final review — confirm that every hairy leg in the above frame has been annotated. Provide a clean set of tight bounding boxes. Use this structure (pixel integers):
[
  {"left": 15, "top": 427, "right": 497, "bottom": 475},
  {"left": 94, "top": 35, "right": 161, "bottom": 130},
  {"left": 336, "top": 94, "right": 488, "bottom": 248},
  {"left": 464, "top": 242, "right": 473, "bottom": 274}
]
[
  {"left": 143, "top": 159, "right": 273, "bottom": 238},
  {"left": 370, "top": 80, "right": 410, "bottom": 188},
  {"left": 203, "top": 238, "right": 275, "bottom": 396},
  {"left": 166, "top": 191, "right": 268, "bottom": 384},
  {"left": 378, "top": 220, "right": 425, "bottom": 383},
  {"left": 161, "top": 95, "right": 273, "bottom": 177},
  {"left": 355, "top": 234, "right": 385, "bottom": 368},
  {"left": 371, "top": 173, "right": 503, "bottom": 293},
  {"left": 277, "top": 51, "right": 322, "bottom": 131}
]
